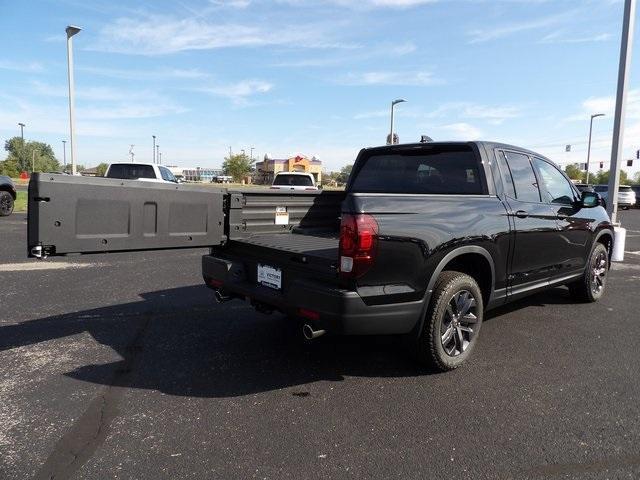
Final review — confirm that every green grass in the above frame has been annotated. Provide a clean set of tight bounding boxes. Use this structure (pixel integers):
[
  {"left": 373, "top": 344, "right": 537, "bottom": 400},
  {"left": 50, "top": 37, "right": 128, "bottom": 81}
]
[{"left": 14, "top": 191, "right": 27, "bottom": 212}]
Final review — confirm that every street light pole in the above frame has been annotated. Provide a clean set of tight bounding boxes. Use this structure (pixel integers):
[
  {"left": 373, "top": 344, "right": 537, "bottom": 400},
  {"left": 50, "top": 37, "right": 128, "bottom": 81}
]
[
  {"left": 152, "top": 135, "right": 156, "bottom": 164},
  {"left": 66, "top": 25, "right": 81, "bottom": 175},
  {"left": 62, "top": 140, "right": 67, "bottom": 168},
  {"left": 585, "top": 113, "right": 605, "bottom": 184},
  {"left": 389, "top": 99, "right": 406, "bottom": 145},
  {"left": 250, "top": 147, "right": 254, "bottom": 161},
  {"left": 18, "top": 123, "right": 25, "bottom": 142},
  {"left": 156, "top": 145, "right": 160, "bottom": 165},
  {"left": 607, "top": 0, "right": 636, "bottom": 224}
]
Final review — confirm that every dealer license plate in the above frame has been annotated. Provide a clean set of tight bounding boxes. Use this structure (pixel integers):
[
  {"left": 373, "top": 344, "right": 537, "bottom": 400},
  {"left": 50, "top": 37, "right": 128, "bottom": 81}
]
[{"left": 257, "top": 264, "right": 282, "bottom": 290}]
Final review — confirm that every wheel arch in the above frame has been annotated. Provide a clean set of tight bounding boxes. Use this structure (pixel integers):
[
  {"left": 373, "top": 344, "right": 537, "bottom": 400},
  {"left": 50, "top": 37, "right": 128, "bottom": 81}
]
[
  {"left": 414, "top": 246, "right": 495, "bottom": 336},
  {"left": 0, "top": 184, "right": 16, "bottom": 200},
  {"left": 593, "top": 229, "right": 614, "bottom": 261}
]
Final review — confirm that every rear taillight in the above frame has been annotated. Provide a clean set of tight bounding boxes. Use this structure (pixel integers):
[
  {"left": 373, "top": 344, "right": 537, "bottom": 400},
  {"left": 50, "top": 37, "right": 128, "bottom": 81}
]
[{"left": 339, "top": 213, "right": 378, "bottom": 278}]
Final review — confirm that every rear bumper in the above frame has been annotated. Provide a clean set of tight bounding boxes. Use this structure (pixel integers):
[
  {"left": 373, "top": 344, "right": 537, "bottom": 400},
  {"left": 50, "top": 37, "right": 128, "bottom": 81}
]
[{"left": 202, "top": 254, "right": 423, "bottom": 335}]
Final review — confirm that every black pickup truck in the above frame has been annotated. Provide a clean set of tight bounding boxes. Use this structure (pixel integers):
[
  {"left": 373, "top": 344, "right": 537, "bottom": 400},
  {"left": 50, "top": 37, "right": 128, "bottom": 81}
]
[{"left": 27, "top": 141, "right": 613, "bottom": 370}]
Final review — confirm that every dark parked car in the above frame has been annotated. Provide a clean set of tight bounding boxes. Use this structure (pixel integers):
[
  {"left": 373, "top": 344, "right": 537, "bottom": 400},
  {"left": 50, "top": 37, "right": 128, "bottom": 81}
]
[
  {"left": 27, "top": 141, "right": 614, "bottom": 371},
  {"left": 574, "top": 183, "right": 595, "bottom": 193},
  {"left": 0, "top": 175, "right": 17, "bottom": 216}
]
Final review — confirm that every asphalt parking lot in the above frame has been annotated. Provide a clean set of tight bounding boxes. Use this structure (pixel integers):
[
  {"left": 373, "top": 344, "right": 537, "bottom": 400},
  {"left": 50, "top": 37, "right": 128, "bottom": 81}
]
[{"left": 2, "top": 211, "right": 640, "bottom": 480}]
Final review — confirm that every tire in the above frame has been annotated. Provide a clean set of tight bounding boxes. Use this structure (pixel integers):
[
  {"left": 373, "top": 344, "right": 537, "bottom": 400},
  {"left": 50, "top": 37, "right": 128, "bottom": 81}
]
[
  {"left": 0, "top": 191, "right": 14, "bottom": 216},
  {"left": 568, "top": 242, "right": 609, "bottom": 303},
  {"left": 412, "top": 271, "right": 484, "bottom": 371}
]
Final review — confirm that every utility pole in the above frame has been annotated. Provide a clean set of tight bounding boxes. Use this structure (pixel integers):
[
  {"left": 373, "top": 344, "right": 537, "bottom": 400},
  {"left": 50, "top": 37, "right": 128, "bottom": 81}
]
[
  {"left": 158, "top": 151, "right": 162, "bottom": 164},
  {"left": 129, "top": 144, "right": 135, "bottom": 162},
  {"left": 152, "top": 135, "right": 156, "bottom": 164},
  {"left": 250, "top": 147, "right": 254, "bottom": 161},
  {"left": 32, "top": 149, "right": 35, "bottom": 173},
  {"left": 62, "top": 140, "right": 67, "bottom": 168},
  {"left": 66, "top": 25, "right": 81, "bottom": 175},
  {"left": 607, "top": 0, "right": 636, "bottom": 224},
  {"left": 229, "top": 146, "right": 232, "bottom": 157},
  {"left": 18, "top": 122, "right": 25, "bottom": 141}
]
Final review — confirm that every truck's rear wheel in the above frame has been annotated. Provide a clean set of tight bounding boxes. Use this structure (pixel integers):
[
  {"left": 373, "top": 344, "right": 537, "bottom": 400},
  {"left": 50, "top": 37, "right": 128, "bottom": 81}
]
[
  {"left": 413, "top": 271, "right": 483, "bottom": 371},
  {"left": 568, "top": 242, "right": 609, "bottom": 303}
]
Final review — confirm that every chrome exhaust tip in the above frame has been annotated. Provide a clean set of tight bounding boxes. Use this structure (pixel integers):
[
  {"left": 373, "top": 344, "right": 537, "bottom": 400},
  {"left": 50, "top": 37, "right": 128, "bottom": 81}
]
[
  {"left": 214, "top": 289, "right": 232, "bottom": 303},
  {"left": 303, "top": 324, "right": 326, "bottom": 340}
]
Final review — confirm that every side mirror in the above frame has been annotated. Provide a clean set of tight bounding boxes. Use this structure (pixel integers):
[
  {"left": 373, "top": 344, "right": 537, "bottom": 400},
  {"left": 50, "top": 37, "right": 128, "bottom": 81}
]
[{"left": 581, "top": 191, "right": 600, "bottom": 208}]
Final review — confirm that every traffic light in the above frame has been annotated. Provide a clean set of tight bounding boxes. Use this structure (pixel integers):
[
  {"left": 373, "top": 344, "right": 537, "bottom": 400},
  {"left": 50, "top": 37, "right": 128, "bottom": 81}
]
[
  {"left": 599, "top": 162, "right": 604, "bottom": 169},
  {"left": 627, "top": 159, "right": 634, "bottom": 167}
]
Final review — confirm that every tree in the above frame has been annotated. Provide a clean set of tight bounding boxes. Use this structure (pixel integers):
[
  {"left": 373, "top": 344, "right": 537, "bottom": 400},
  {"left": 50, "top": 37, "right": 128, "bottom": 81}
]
[
  {"left": 62, "top": 163, "right": 85, "bottom": 174},
  {"left": 96, "top": 163, "right": 109, "bottom": 177},
  {"left": 337, "top": 164, "right": 353, "bottom": 184},
  {"left": 222, "top": 153, "right": 254, "bottom": 182},
  {"left": 564, "top": 163, "right": 585, "bottom": 182},
  {"left": 633, "top": 171, "right": 640, "bottom": 185},
  {"left": 3, "top": 136, "right": 60, "bottom": 174},
  {"left": 591, "top": 169, "right": 629, "bottom": 185}
]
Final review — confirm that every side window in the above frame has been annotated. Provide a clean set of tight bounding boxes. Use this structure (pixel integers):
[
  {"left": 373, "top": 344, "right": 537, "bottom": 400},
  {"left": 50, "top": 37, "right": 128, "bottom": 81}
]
[
  {"left": 496, "top": 151, "right": 516, "bottom": 198},
  {"left": 159, "top": 167, "right": 175, "bottom": 182},
  {"left": 503, "top": 152, "right": 541, "bottom": 202},
  {"left": 532, "top": 158, "right": 576, "bottom": 205}
]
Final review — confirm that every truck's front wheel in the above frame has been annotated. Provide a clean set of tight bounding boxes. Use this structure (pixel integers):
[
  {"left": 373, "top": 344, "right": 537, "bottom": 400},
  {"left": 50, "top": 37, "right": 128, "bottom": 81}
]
[
  {"left": 0, "top": 191, "right": 14, "bottom": 216},
  {"left": 413, "top": 271, "right": 484, "bottom": 371}
]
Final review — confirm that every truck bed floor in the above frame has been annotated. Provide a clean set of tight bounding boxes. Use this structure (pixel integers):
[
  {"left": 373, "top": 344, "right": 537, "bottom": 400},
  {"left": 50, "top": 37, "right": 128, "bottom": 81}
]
[{"left": 233, "top": 232, "right": 339, "bottom": 260}]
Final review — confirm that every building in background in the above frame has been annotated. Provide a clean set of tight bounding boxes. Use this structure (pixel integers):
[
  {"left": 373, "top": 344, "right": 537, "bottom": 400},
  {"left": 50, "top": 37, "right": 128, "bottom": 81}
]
[
  {"left": 181, "top": 167, "right": 222, "bottom": 182},
  {"left": 254, "top": 154, "right": 322, "bottom": 184}
]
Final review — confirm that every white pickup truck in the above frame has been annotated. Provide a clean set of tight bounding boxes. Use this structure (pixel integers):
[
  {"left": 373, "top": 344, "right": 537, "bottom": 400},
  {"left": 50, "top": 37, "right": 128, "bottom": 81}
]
[
  {"left": 105, "top": 163, "right": 178, "bottom": 183},
  {"left": 270, "top": 171, "right": 318, "bottom": 191}
]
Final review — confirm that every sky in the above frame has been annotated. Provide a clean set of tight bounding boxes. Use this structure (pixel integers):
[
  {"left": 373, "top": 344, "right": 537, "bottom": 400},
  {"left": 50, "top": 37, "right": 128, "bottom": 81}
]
[{"left": 1, "top": 0, "right": 639, "bottom": 176}]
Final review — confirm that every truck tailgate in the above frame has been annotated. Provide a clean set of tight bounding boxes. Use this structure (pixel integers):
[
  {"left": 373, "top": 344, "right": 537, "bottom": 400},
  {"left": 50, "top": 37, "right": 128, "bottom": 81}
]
[{"left": 210, "top": 231, "right": 340, "bottom": 292}]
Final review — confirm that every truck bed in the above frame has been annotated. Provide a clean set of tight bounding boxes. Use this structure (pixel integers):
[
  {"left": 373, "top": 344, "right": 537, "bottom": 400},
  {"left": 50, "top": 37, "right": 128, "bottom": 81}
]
[{"left": 231, "top": 231, "right": 339, "bottom": 261}]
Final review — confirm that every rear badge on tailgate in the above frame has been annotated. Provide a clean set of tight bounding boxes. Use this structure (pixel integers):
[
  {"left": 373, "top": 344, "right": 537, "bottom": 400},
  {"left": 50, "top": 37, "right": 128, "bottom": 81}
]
[
  {"left": 275, "top": 206, "right": 289, "bottom": 225},
  {"left": 257, "top": 264, "right": 282, "bottom": 290}
]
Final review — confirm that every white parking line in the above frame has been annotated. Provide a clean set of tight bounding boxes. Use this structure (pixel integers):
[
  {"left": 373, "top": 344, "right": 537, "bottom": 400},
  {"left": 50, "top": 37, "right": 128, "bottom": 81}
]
[{"left": 0, "top": 262, "right": 96, "bottom": 272}]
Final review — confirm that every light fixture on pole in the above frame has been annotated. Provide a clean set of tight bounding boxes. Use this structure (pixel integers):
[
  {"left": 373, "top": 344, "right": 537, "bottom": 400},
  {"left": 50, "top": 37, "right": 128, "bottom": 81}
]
[
  {"left": 18, "top": 123, "right": 25, "bottom": 142},
  {"left": 66, "top": 25, "right": 81, "bottom": 175},
  {"left": 152, "top": 135, "right": 156, "bottom": 164},
  {"left": 62, "top": 140, "right": 67, "bottom": 168},
  {"left": 389, "top": 99, "right": 406, "bottom": 145},
  {"left": 585, "top": 113, "right": 605, "bottom": 184}
]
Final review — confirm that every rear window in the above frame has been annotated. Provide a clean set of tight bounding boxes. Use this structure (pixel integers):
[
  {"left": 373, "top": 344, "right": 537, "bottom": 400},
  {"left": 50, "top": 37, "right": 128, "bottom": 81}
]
[
  {"left": 273, "top": 174, "right": 313, "bottom": 186},
  {"left": 619, "top": 186, "right": 632, "bottom": 192},
  {"left": 594, "top": 185, "right": 608, "bottom": 192},
  {"left": 349, "top": 146, "right": 483, "bottom": 194},
  {"left": 106, "top": 164, "right": 155, "bottom": 180}
]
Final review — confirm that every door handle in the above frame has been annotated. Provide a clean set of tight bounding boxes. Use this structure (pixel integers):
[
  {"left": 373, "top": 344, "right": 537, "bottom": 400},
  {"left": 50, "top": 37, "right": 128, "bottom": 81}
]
[{"left": 515, "top": 210, "right": 528, "bottom": 218}]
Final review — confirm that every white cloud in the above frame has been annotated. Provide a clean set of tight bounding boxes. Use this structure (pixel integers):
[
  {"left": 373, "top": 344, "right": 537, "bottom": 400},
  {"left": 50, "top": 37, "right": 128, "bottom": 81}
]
[
  {"left": 440, "top": 122, "right": 482, "bottom": 139},
  {"left": 428, "top": 102, "right": 521, "bottom": 124},
  {"left": 0, "top": 60, "right": 44, "bottom": 73},
  {"left": 90, "top": 15, "right": 354, "bottom": 55},
  {"left": 210, "top": 0, "right": 252, "bottom": 7},
  {"left": 339, "top": 70, "right": 441, "bottom": 86},
  {"left": 199, "top": 80, "right": 274, "bottom": 104},
  {"left": 79, "top": 65, "right": 210, "bottom": 80},
  {"left": 540, "top": 30, "right": 612, "bottom": 44},
  {"left": 467, "top": 12, "right": 573, "bottom": 43}
]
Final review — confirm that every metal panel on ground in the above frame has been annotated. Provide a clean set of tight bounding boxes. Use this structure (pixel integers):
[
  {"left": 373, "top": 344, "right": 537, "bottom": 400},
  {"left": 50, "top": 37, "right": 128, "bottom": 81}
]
[{"left": 27, "top": 174, "right": 227, "bottom": 257}]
